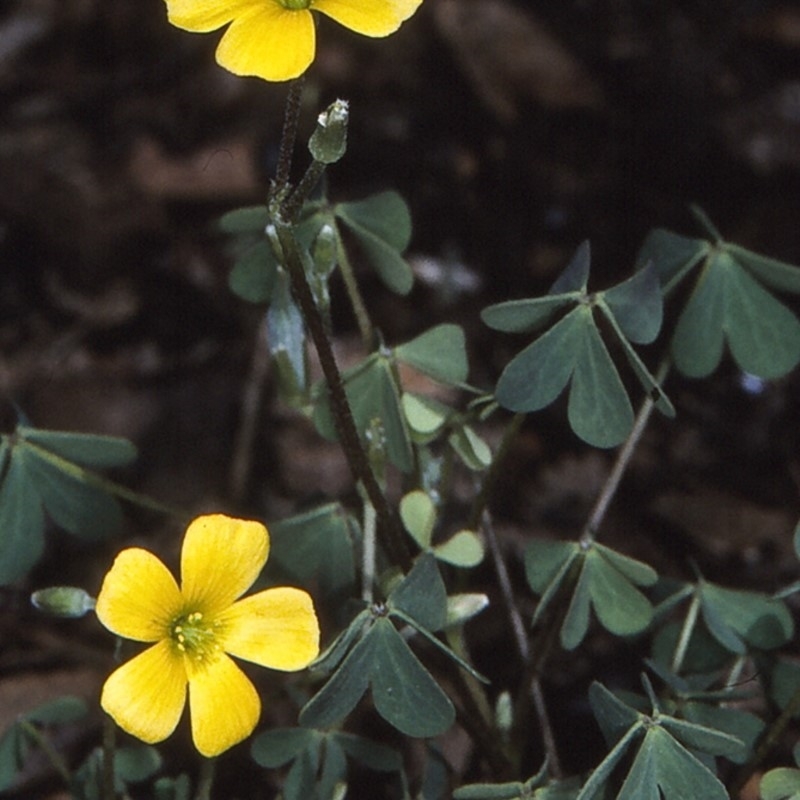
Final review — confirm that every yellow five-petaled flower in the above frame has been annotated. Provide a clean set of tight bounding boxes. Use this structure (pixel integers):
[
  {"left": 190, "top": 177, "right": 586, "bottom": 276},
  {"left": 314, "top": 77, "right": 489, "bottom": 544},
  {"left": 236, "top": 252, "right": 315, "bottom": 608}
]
[
  {"left": 165, "top": 0, "right": 424, "bottom": 82},
  {"left": 96, "top": 514, "right": 319, "bottom": 757}
]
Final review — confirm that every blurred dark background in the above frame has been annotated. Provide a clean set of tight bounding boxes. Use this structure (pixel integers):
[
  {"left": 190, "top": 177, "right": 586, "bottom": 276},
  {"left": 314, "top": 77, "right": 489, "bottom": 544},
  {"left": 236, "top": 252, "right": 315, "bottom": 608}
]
[{"left": 1, "top": 0, "right": 799, "bottom": 795}]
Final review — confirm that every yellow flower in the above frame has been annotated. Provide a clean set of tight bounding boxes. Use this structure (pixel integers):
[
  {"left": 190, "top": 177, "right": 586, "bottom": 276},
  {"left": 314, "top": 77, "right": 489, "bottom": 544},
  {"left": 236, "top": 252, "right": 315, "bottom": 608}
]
[
  {"left": 96, "top": 514, "right": 319, "bottom": 757},
  {"left": 165, "top": 0, "right": 424, "bottom": 82}
]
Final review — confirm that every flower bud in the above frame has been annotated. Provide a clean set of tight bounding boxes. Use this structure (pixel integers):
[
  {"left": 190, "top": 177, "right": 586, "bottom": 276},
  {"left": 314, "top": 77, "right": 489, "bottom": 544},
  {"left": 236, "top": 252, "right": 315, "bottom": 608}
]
[
  {"left": 308, "top": 99, "right": 349, "bottom": 165},
  {"left": 32, "top": 586, "right": 96, "bottom": 618}
]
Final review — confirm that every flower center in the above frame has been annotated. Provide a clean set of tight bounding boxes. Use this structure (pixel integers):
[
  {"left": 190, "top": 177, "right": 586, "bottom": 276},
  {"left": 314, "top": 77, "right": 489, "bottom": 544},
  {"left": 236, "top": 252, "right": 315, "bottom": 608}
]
[
  {"left": 170, "top": 611, "right": 221, "bottom": 662},
  {"left": 279, "top": 0, "right": 311, "bottom": 9}
]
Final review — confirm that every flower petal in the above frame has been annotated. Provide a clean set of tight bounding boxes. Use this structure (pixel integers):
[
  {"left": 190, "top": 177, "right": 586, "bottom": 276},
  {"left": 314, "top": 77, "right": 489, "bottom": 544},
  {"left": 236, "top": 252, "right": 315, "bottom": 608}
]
[
  {"left": 215, "top": 5, "right": 315, "bottom": 82},
  {"left": 218, "top": 587, "right": 320, "bottom": 670},
  {"left": 181, "top": 514, "right": 269, "bottom": 614},
  {"left": 101, "top": 640, "right": 187, "bottom": 743},
  {"left": 165, "top": 0, "right": 263, "bottom": 32},
  {"left": 186, "top": 653, "right": 260, "bottom": 756},
  {"left": 96, "top": 548, "right": 182, "bottom": 641},
  {"left": 312, "top": 0, "right": 422, "bottom": 36}
]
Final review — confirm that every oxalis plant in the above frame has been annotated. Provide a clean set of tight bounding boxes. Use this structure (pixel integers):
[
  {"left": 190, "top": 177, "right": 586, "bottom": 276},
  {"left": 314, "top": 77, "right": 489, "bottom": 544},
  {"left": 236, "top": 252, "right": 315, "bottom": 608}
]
[{"left": 2, "top": 1, "right": 800, "bottom": 799}]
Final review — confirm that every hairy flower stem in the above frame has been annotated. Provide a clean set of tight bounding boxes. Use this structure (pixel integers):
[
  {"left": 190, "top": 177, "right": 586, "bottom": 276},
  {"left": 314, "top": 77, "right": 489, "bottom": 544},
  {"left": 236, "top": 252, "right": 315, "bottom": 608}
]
[
  {"left": 274, "top": 223, "right": 411, "bottom": 571},
  {"left": 581, "top": 359, "right": 671, "bottom": 544},
  {"left": 273, "top": 75, "right": 305, "bottom": 193},
  {"left": 283, "top": 159, "right": 326, "bottom": 220}
]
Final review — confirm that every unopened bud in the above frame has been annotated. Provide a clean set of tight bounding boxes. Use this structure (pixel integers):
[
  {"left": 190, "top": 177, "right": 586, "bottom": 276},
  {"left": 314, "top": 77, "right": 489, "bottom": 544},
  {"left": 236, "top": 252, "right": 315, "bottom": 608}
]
[
  {"left": 309, "top": 99, "right": 349, "bottom": 165},
  {"left": 32, "top": 586, "right": 95, "bottom": 618}
]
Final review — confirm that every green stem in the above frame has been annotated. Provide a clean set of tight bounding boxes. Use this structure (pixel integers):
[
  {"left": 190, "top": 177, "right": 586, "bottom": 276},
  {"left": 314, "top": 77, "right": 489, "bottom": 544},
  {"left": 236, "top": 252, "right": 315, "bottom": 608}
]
[
  {"left": 483, "top": 509, "right": 562, "bottom": 777},
  {"left": 21, "top": 439, "right": 182, "bottom": 517},
  {"left": 283, "top": 159, "right": 326, "bottom": 220},
  {"left": 17, "top": 720, "right": 74, "bottom": 789},
  {"left": 194, "top": 758, "right": 216, "bottom": 800},
  {"left": 581, "top": 360, "right": 671, "bottom": 544},
  {"left": 670, "top": 591, "right": 700, "bottom": 675},
  {"left": 361, "top": 498, "right": 376, "bottom": 604},
  {"left": 334, "top": 225, "right": 374, "bottom": 349},
  {"left": 467, "top": 412, "right": 524, "bottom": 531},
  {"left": 730, "top": 679, "right": 800, "bottom": 796},
  {"left": 102, "top": 713, "right": 116, "bottom": 800},
  {"left": 273, "top": 223, "right": 411, "bottom": 571}
]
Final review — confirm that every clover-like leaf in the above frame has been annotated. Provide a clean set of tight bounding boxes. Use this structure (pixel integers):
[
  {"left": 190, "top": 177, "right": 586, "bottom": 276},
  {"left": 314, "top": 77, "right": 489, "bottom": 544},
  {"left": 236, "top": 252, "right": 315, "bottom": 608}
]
[
  {"left": 0, "top": 424, "right": 138, "bottom": 584},
  {"left": 300, "top": 616, "right": 455, "bottom": 738},
  {"left": 636, "top": 228, "right": 710, "bottom": 290},
  {"left": 434, "top": 530, "right": 484, "bottom": 568},
  {"left": 228, "top": 240, "right": 278, "bottom": 303},
  {"left": 615, "top": 726, "right": 728, "bottom": 800},
  {"left": 395, "top": 324, "right": 469, "bottom": 386},
  {"left": 640, "top": 224, "right": 800, "bottom": 379},
  {"left": 370, "top": 618, "right": 456, "bottom": 737},
  {"left": 400, "top": 490, "right": 437, "bottom": 550},
  {"left": 602, "top": 262, "right": 663, "bottom": 345},
  {"left": 486, "top": 241, "right": 669, "bottom": 447},
  {"left": 270, "top": 503, "right": 356, "bottom": 600},
  {"left": 699, "top": 581, "right": 793, "bottom": 654},
  {"left": 388, "top": 552, "right": 447, "bottom": 632},
  {"left": 761, "top": 767, "right": 800, "bottom": 800},
  {"left": 335, "top": 191, "right": 413, "bottom": 295},
  {"left": 526, "top": 539, "right": 656, "bottom": 650},
  {"left": 313, "top": 354, "right": 413, "bottom": 472}
]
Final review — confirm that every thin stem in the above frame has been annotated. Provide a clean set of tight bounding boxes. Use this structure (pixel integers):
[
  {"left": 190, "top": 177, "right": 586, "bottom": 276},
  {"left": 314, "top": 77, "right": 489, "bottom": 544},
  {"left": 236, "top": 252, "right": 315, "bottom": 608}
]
[
  {"left": 483, "top": 509, "right": 562, "bottom": 776},
  {"left": 273, "top": 75, "right": 306, "bottom": 194},
  {"left": 730, "top": 679, "right": 800, "bottom": 796},
  {"left": 194, "top": 758, "right": 216, "bottom": 800},
  {"left": 283, "top": 159, "right": 326, "bottom": 220},
  {"left": 274, "top": 223, "right": 411, "bottom": 571},
  {"left": 581, "top": 360, "right": 671, "bottom": 544},
  {"left": 335, "top": 226, "right": 374, "bottom": 349},
  {"left": 670, "top": 591, "right": 700, "bottom": 675},
  {"left": 530, "top": 677, "right": 562, "bottom": 779},
  {"left": 102, "top": 714, "right": 116, "bottom": 800},
  {"left": 484, "top": 510, "right": 528, "bottom": 661},
  {"left": 229, "top": 316, "right": 271, "bottom": 503},
  {"left": 467, "top": 412, "right": 524, "bottom": 531},
  {"left": 17, "top": 720, "right": 73, "bottom": 789},
  {"left": 361, "top": 499, "right": 376, "bottom": 604}
]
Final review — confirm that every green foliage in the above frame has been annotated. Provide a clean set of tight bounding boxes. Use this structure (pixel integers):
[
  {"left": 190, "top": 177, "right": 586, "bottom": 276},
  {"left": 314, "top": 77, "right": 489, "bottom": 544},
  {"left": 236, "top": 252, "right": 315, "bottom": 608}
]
[
  {"left": 334, "top": 191, "right": 413, "bottom": 295},
  {"left": 0, "top": 696, "right": 87, "bottom": 792},
  {"left": 578, "top": 681, "right": 744, "bottom": 800},
  {"left": 299, "top": 553, "right": 487, "bottom": 737},
  {"left": 524, "top": 538, "right": 657, "bottom": 650},
  {"left": 762, "top": 745, "right": 800, "bottom": 800},
  {"left": 482, "top": 242, "right": 673, "bottom": 448},
  {"left": 269, "top": 503, "right": 357, "bottom": 599},
  {"left": 400, "top": 490, "right": 484, "bottom": 567},
  {"left": 251, "top": 728, "right": 400, "bottom": 800},
  {"left": 73, "top": 744, "right": 163, "bottom": 800},
  {"left": 637, "top": 226, "right": 800, "bottom": 378},
  {"left": 313, "top": 324, "right": 470, "bottom": 472},
  {"left": 0, "top": 424, "right": 136, "bottom": 585}
]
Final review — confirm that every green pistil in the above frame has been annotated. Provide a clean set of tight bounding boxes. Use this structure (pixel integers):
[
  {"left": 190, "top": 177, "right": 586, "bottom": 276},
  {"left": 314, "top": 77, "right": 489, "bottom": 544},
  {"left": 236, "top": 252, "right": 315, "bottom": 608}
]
[
  {"left": 280, "top": 0, "right": 311, "bottom": 9},
  {"left": 170, "top": 611, "right": 222, "bottom": 662}
]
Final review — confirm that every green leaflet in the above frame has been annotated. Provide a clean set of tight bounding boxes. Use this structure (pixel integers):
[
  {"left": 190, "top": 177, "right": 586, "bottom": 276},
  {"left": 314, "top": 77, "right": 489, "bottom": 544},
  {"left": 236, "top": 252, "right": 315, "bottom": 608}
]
[
  {"left": 525, "top": 539, "right": 656, "bottom": 650},
  {"left": 0, "top": 425, "right": 137, "bottom": 584},
  {"left": 484, "top": 242, "right": 668, "bottom": 448}
]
